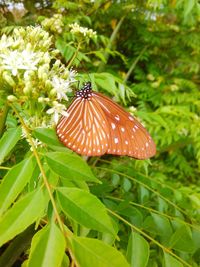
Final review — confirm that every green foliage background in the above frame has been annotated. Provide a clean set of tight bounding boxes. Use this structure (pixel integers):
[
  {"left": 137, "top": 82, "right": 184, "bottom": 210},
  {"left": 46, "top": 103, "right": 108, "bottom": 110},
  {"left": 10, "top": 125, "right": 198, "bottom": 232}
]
[{"left": 0, "top": 1, "right": 200, "bottom": 267}]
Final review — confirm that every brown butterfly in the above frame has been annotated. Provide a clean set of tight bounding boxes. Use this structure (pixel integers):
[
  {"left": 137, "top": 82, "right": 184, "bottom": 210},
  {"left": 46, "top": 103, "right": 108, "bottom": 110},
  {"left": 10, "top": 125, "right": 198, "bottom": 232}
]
[{"left": 57, "top": 82, "right": 156, "bottom": 159}]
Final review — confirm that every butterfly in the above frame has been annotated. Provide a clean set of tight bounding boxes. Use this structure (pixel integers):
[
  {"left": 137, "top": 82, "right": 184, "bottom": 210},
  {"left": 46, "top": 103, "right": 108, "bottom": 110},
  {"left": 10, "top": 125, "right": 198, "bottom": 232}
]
[{"left": 56, "top": 82, "right": 156, "bottom": 159}]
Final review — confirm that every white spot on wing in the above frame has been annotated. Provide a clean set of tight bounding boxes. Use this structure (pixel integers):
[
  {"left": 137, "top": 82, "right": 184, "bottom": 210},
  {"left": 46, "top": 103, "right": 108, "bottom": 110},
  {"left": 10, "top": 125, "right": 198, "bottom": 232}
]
[
  {"left": 111, "top": 122, "right": 116, "bottom": 129},
  {"left": 146, "top": 142, "right": 149, "bottom": 147},
  {"left": 129, "top": 116, "right": 134, "bottom": 121},
  {"left": 121, "top": 127, "right": 125, "bottom": 132},
  {"left": 125, "top": 140, "right": 128, "bottom": 145},
  {"left": 114, "top": 137, "right": 119, "bottom": 144},
  {"left": 115, "top": 115, "right": 120, "bottom": 121}
]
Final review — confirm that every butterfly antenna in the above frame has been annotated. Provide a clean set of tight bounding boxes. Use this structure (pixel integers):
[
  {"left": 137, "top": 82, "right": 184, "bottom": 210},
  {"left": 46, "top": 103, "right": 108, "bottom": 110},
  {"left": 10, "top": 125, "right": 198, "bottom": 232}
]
[{"left": 75, "top": 56, "right": 92, "bottom": 84}]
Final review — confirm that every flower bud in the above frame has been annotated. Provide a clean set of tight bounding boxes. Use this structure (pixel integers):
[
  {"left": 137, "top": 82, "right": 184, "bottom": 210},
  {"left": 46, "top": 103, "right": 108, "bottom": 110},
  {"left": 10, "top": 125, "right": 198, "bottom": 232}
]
[
  {"left": 3, "top": 72, "right": 16, "bottom": 87},
  {"left": 7, "top": 95, "right": 17, "bottom": 102},
  {"left": 147, "top": 74, "right": 155, "bottom": 81}
]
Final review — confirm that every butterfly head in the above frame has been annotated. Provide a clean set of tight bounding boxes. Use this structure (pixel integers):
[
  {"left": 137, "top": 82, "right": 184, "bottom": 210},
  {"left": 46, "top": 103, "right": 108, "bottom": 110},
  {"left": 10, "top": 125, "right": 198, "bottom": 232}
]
[{"left": 76, "top": 81, "right": 92, "bottom": 100}]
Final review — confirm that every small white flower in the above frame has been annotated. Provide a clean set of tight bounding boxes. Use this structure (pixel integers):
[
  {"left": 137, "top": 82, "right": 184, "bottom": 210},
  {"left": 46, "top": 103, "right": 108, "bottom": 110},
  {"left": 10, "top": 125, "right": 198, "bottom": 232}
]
[
  {"left": 68, "top": 68, "right": 77, "bottom": 83},
  {"left": 51, "top": 76, "right": 72, "bottom": 101},
  {"left": 46, "top": 101, "right": 69, "bottom": 124},
  {"left": 0, "top": 49, "right": 42, "bottom": 76}
]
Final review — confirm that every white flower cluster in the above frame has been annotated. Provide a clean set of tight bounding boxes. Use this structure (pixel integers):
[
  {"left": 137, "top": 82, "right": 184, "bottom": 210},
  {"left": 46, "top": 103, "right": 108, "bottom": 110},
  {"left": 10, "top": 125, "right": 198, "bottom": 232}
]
[
  {"left": 41, "top": 14, "right": 64, "bottom": 34},
  {"left": 69, "top": 22, "right": 97, "bottom": 38},
  {"left": 0, "top": 26, "right": 77, "bottom": 130}
]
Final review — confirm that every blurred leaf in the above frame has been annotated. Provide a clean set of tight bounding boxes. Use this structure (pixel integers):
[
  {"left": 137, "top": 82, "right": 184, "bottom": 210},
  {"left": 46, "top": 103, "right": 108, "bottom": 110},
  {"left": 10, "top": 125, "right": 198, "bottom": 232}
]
[{"left": 163, "top": 252, "right": 183, "bottom": 267}]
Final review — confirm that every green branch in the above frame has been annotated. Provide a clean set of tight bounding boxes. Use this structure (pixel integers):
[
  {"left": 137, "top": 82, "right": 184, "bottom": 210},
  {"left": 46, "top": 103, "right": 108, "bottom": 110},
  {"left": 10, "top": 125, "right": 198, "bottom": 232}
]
[
  {"left": 10, "top": 104, "right": 65, "bottom": 234},
  {"left": 97, "top": 16, "right": 125, "bottom": 72}
]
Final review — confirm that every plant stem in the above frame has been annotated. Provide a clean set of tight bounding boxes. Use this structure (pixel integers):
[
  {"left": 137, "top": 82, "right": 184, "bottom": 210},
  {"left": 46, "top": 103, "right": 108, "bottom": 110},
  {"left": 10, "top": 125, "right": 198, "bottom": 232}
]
[
  {"left": 67, "top": 41, "right": 82, "bottom": 69},
  {"left": 10, "top": 104, "right": 65, "bottom": 234},
  {"left": 97, "top": 16, "right": 125, "bottom": 72},
  {"left": 124, "top": 46, "right": 148, "bottom": 83},
  {"left": 0, "top": 102, "right": 9, "bottom": 138}
]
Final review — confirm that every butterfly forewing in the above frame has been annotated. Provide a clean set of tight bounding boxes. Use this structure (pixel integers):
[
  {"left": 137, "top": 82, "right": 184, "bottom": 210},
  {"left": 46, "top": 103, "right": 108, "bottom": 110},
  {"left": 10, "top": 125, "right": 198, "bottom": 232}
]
[
  {"left": 57, "top": 96, "right": 109, "bottom": 156},
  {"left": 92, "top": 92, "right": 156, "bottom": 159}
]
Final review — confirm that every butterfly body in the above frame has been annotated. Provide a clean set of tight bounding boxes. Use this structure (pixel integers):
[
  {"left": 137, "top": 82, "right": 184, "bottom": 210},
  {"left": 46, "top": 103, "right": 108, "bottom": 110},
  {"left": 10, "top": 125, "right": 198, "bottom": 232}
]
[{"left": 56, "top": 82, "right": 156, "bottom": 159}]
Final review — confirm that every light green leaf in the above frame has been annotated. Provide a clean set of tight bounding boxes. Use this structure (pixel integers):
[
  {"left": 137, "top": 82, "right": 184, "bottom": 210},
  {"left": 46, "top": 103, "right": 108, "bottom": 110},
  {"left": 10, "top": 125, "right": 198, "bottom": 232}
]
[
  {"left": 126, "top": 232, "right": 149, "bottom": 267},
  {"left": 46, "top": 152, "right": 99, "bottom": 183},
  {"left": 0, "top": 188, "right": 45, "bottom": 247},
  {"left": 169, "top": 225, "right": 196, "bottom": 253},
  {"left": 57, "top": 187, "right": 115, "bottom": 235},
  {"left": 33, "top": 128, "right": 63, "bottom": 147},
  {"left": 0, "top": 156, "right": 37, "bottom": 215},
  {"left": 184, "top": 0, "right": 195, "bottom": 18},
  {"left": 28, "top": 222, "right": 65, "bottom": 267},
  {"left": 0, "top": 127, "right": 21, "bottom": 164},
  {"left": 163, "top": 252, "right": 183, "bottom": 267},
  {"left": 151, "top": 213, "right": 173, "bottom": 244},
  {"left": 69, "top": 235, "right": 130, "bottom": 267}
]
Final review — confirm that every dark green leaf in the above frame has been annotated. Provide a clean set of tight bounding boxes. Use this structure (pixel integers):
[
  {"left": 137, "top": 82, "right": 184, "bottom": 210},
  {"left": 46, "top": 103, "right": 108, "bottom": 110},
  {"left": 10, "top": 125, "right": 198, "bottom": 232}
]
[{"left": 0, "top": 127, "right": 21, "bottom": 164}]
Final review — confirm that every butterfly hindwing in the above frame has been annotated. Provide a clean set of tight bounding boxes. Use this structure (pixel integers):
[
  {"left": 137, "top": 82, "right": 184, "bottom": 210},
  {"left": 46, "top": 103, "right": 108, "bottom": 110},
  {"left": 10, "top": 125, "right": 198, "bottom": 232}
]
[{"left": 93, "top": 92, "right": 156, "bottom": 159}]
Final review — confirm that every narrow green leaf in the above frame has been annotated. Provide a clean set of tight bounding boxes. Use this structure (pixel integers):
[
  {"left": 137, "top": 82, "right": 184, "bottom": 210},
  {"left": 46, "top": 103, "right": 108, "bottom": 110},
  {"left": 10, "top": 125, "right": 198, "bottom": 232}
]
[
  {"left": 28, "top": 222, "right": 65, "bottom": 267},
  {"left": 0, "top": 188, "right": 45, "bottom": 247},
  {"left": 46, "top": 152, "right": 99, "bottom": 183},
  {"left": 0, "top": 127, "right": 21, "bottom": 164},
  {"left": 57, "top": 187, "right": 115, "bottom": 235},
  {"left": 0, "top": 156, "right": 37, "bottom": 215},
  {"left": 163, "top": 252, "right": 183, "bottom": 267},
  {"left": 69, "top": 235, "right": 130, "bottom": 267},
  {"left": 184, "top": 0, "right": 195, "bottom": 17},
  {"left": 126, "top": 232, "right": 149, "bottom": 267}
]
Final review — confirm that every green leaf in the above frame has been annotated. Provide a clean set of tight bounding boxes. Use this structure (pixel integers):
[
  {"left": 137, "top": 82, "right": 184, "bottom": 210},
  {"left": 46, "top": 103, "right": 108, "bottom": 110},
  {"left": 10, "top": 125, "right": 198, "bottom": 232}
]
[
  {"left": 163, "top": 252, "right": 183, "bottom": 267},
  {"left": 184, "top": 0, "right": 195, "bottom": 18},
  {"left": 45, "top": 152, "right": 99, "bottom": 183},
  {"left": 28, "top": 222, "right": 65, "bottom": 267},
  {"left": 0, "top": 127, "right": 21, "bottom": 164},
  {"left": 33, "top": 128, "right": 63, "bottom": 147},
  {"left": 169, "top": 225, "right": 196, "bottom": 253},
  {"left": 151, "top": 213, "right": 173, "bottom": 244},
  {"left": 0, "top": 156, "right": 37, "bottom": 215},
  {"left": 57, "top": 187, "right": 115, "bottom": 235},
  {"left": 126, "top": 232, "right": 149, "bottom": 267},
  {"left": 69, "top": 235, "right": 130, "bottom": 267},
  {"left": 0, "top": 188, "right": 45, "bottom": 247}
]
